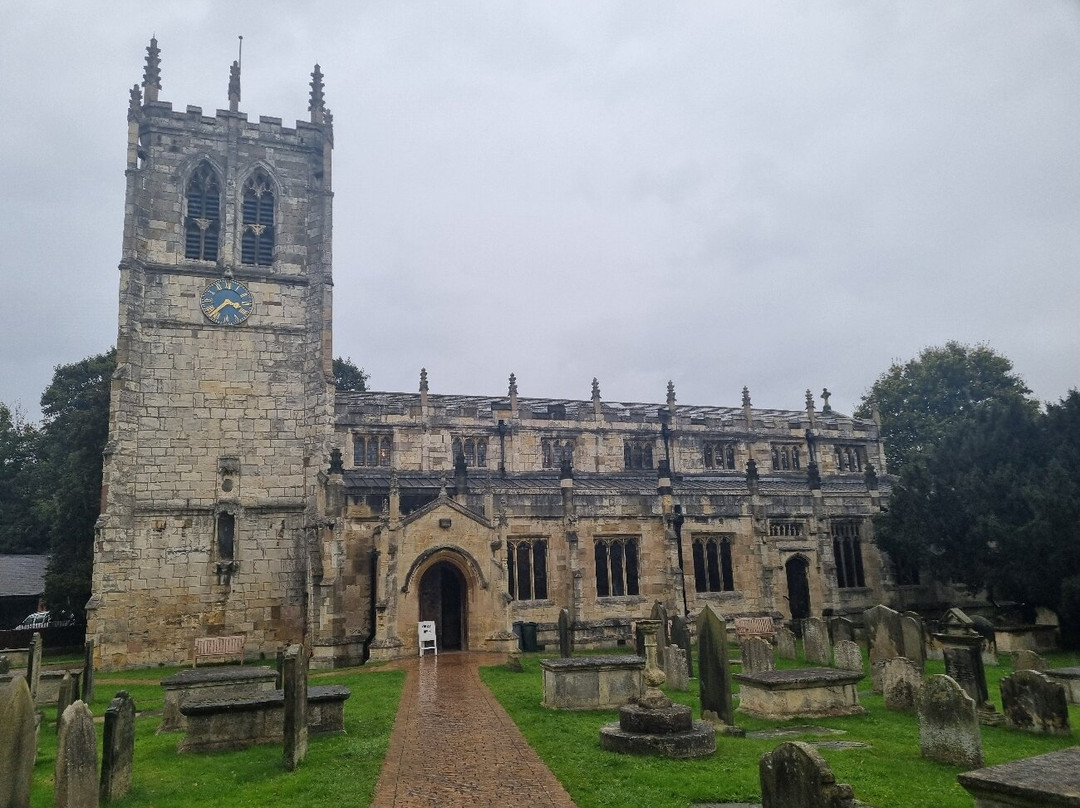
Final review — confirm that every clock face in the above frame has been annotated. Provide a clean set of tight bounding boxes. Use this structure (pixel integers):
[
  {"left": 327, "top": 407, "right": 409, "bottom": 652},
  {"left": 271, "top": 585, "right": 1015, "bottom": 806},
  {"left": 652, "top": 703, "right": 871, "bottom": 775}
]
[{"left": 200, "top": 279, "right": 253, "bottom": 325}]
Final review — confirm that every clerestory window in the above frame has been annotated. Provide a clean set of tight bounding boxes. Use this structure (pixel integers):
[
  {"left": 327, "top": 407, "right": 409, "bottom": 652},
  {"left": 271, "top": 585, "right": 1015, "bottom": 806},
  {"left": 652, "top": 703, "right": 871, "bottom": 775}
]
[{"left": 703, "top": 440, "right": 737, "bottom": 470}]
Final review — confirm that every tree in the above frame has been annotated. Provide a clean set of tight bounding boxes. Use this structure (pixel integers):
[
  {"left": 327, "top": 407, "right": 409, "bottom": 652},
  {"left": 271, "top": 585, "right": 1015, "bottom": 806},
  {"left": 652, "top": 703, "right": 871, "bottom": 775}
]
[
  {"left": 36, "top": 349, "right": 116, "bottom": 618},
  {"left": 333, "top": 356, "right": 368, "bottom": 392},
  {"left": 0, "top": 402, "right": 44, "bottom": 553},
  {"left": 856, "top": 341, "right": 1031, "bottom": 474}
]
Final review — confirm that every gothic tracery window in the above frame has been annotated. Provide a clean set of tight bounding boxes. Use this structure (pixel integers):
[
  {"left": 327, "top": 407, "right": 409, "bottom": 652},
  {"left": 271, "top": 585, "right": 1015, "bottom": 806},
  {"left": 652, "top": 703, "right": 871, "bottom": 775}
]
[
  {"left": 241, "top": 170, "right": 275, "bottom": 266},
  {"left": 770, "top": 443, "right": 801, "bottom": 471},
  {"left": 623, "top": 439, "right": 654, "bottom": 470},
  {"left": 185, "top": 162, "right": 221, "bottom": 261},
  {"left": 541, "top": 438, "right": 574, "bottom": 469},
  {"left": 832, "top": 520, "right": 866, "bottom": 588},
  {"left": 353, "top": 434, "right": 391, "bottom": 467},
  {"left": 703, "top": 440, "right": 736, "bottom": 470},
  {"left": 834, "top": 445, "right": 864, "bottom": 472},
  {"left": 452, "top": 436, "right": 488, "bottom": 468},
  {"left": 692, "top": 535, "right": 734, "bottom": 593},
  {"left": 594, "top": 536, "right": 640, "bottom": 597},
  {"left": 507, "top": 538, "right": 548, "bottom": 600}
]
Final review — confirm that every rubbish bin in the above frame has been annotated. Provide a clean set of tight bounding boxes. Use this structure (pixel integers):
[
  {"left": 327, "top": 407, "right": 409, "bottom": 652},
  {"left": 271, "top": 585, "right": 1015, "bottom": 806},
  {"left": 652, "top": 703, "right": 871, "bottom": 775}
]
[
  {"left": 512, "top": 621, "right": 523, "bottom": 650},
  {"left": 520, "top": 621, "right": 539, "bottom": 652}
]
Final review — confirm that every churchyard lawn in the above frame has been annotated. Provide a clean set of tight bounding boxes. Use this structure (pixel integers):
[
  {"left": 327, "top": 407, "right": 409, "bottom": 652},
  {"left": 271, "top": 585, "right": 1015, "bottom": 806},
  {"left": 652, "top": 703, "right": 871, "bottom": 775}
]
[
  {"left": 27, "top": 662, "right": 405, "bottom": 808},
  {"left": 480, "top": 647, "right": 1080, "bottom": 808}
]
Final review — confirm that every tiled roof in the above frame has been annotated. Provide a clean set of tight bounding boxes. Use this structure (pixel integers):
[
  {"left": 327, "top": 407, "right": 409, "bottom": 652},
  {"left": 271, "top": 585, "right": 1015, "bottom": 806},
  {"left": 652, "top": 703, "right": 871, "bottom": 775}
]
[{"left": 0, "top": 555, "right": 48, "bottom": 598}]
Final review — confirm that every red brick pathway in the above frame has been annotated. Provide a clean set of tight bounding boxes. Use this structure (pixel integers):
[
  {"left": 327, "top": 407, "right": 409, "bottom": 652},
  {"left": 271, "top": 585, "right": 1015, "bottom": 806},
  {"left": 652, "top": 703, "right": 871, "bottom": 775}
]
[{"left": 371, "top": 652, "right": 578, "bottom": 808}]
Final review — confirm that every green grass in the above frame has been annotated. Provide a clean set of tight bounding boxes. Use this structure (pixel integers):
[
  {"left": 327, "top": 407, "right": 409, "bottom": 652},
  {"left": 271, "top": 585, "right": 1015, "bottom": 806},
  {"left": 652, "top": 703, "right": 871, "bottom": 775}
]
[
  {"left": 29, "top": 665, "right": 405, "bottom": 808},
  {"left": 480, "top": 647, "right": 1080, "bottom": 808}
]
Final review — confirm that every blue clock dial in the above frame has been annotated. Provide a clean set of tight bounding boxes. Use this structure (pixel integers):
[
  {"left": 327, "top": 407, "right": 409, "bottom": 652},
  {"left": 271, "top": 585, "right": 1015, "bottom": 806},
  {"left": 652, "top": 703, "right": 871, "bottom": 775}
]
[{"left": 200, "top": 279, "right": 254, "bottom": 325}]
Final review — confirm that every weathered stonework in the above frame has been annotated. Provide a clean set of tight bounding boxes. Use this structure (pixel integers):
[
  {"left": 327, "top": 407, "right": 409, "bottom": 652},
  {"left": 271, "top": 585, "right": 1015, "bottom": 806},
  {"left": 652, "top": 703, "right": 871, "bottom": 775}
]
[{"left": 92, "top": 43, "right": 897, "bottom": 670}]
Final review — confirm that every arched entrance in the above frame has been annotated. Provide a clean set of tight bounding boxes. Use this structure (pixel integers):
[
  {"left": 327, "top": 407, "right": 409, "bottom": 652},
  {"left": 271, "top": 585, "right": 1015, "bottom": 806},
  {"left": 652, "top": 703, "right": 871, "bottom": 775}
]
[
  {"left": 785, "top": 556, "right": 812, "bottom": 622},
  {"left": 419, "top": 561, "right": 468, "bottom": 651}
]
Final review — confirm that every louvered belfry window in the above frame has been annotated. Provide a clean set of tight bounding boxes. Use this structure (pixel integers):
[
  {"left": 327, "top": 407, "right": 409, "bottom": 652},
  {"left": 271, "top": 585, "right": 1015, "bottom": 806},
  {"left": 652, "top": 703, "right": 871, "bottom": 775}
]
[
  {"left": 241, "top": 170, "right": 275, "bottom": 266},
  {"left": 184, "top": 163, "right": 221, "bottom": 261}
]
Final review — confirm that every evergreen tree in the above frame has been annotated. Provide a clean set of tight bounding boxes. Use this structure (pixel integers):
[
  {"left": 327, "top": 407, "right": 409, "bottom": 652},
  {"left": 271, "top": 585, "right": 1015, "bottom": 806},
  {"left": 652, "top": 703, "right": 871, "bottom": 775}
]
[
  {"left": 333, "top": 356, "right": 369, "bottom": 392},
  {"left": 0, "top": 403, "right": 44, "bottom": 553}
]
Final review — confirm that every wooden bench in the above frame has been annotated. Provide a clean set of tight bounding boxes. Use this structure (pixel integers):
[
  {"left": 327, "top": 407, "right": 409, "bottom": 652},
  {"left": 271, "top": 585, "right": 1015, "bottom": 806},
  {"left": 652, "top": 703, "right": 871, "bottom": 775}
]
[
  {"left": 734, "top": 617, "right": 776, "bottom": 642},
  {"left": 193, "top": 635, "right": 245, "bottom": 667}
]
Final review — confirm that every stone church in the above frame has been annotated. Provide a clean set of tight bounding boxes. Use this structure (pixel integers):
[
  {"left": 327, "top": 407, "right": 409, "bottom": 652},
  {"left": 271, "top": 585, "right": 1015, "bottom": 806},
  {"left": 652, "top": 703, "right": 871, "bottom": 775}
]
[{"left": 89, "top": 42, "right": 895, "bottom": 670}]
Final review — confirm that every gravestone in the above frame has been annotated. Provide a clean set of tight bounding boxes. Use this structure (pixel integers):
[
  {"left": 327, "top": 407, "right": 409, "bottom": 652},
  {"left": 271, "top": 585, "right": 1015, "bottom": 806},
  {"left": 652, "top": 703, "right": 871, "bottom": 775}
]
[
  {"left": 803, "top": 618, "right": 830, "bottom": 666},
  {"left": 901, "top": 613, "right": 926, "bottom": 668},
  {"left": 833, "top": 640, "right": 863, "bottom": 673},
  {"left": 917, "top": 674, "right": 982, "bottom": 768},
  {"left": 276, "top": 646, "right": 286, "bottom": 689},
  {"left": 999, "top": 670, "right": 1071, "bottom": 735},
  {"left": 670, "top": 615, "right": 694, "bottom": 678},
  {"left": 958, "top": 748, "right": 1080, "bottom": 808},
  {"left": 863, "top": 604, "right": 903, "bottom": 691},
  {"left": 56, "top": 700, "right": 99, "bottom": 808},
  {"left": 557, "top": 608, "right": 573, "bottom": 658},
  {"left": 0, "top": 675, "right": 37, "bottom": 808},
  {"left": 664, "top": 646, "right": 689, "bottom": 691},
  {"left": 759, "top": 741, "right": 855, "bottom": 808},
  {"left": 776, "top": 626, "right": 797, "bottom": 660},
  {"left": 937, "top": 618, "right": 1000, "bottom": 724},
  {"left": 27, "top": 632, "right": 43, "bottom": 701},
  {"left": 698, "top": 605, "right": 736, "bottom": 730},
  {"left": 505, "top": 650, "right": 524, "bottom": 672},
  {"left": 1012, "top": 650, "right": 1046, "bottom": 672},
  {"left": 0, "top": 654, "right": 10, "bottom": 674},
  {"left": 57, "top": 671, "right": 77, "bottom": 731},
  {"left": 82, "top": 640, "right": 96, "bottom": 703},
  {"left": 100, "top": 691, "right": 136, "bottom": 803},
  {"left": 882, "top": 656, "right": 922, "bottom": 712},
  {"left": 282, "top": 644, "right": 308, "bottom": 771},
  {"left": 650, "top": 601, "right": 669, "bottom": 667},
  {"left": 828, "top": 616, "right": 855, "bottom": 644},
  {"left": 741, "top": 636, "right": 775, "bottom": 674}
]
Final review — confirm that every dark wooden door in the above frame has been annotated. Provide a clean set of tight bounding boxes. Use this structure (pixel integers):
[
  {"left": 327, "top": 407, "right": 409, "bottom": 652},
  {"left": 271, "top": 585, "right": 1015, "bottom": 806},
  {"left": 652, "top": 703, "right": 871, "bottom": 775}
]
[
  {"left": 785, "top": 556, "right": 811, "bottom": 621},
  {"left": 419, "top": 562, "right": 467, "bottom": 650}
]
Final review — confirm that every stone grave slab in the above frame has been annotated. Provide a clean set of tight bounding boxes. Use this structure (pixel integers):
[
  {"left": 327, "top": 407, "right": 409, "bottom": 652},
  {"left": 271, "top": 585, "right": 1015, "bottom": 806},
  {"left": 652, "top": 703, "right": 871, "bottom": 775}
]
[
  {"left": 882, "top": 656, "right": 922, "bottom": 712},
  {"left": 56, "top": 701, "right": 98, "bottom": 808},
  {"left": 1011, "top": 650, "right": 1046, "bottom": 672},
  {"left": 759, "top": 741, "right": 856, "bottom": 808},
  {"left": 957, "top": 747, "right": 1080, "bottom": 808},
  {"left": 833, "top": 640, "right": 863, "bottom": 672},
  {"left": 1044, "top": 666, "right": 1080, "bottom": 705},
  {"left": 917, "top": 674, "right": 982, "bottom": 768},
  {"left": 776, "top": 626, "right": 797, "bottom": 661},
  {"left": 100, "top": 690, "right": 136, "bottom": 802},
  {"left": 0, "top": 675, "right": 36, "bottom": 808},
  {"left": 803, "top": 618, "right": 831, "bottom": 666},
  {"left": 160, "top": 665, "right": 277, "bottom": 732},
  {"left": 999, "top": 670, "right": 1071, "bottom": 735},
  {"left": 740, "top": 636, "right": 775, "bottom": 674},
  {"left": 557, "top": 608, "right": 573, "bottom": 658},
  {"left": 540, "top": 656, "right": 644, "bottom": 710},
  {"left": 734, "top": 668, "right": 865, "bottom": 720}
]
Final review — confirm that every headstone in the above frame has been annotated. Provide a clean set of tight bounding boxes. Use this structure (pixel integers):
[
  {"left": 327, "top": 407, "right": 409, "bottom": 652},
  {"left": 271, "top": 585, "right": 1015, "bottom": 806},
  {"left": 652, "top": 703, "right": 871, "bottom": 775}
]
[
  {"left": 634, "top": 623, "right": 647, "bottom": 659},
  {"left": 901, "top": 613, "right": 926, "bottom": 668},
  {"left": 664, "top": 646, "right": 689, "bottom": 691},
  {"left": 505, "top": 650, "right": 524, "bottom": 672},
  {"left": 56, "top": 700, "right": 99, "bottom": 808},
  {"left": 557, "top": 608, "right": 573, "bottom": 658},
  {"left": 828, "top": 616, "right": 855, "bottom": 644},
  {"left": 759, "top": 741, "right": 855, "bottom": 808},
  {"left": 803, "top": 618, "right": 830, "bottom": 666},
  {"left": 741, "top": 636, "right": 775, "bottom": 674},
  {"left": 882, "top": 656, "right": 922, "bottom": 712},
  {"left": 82, "top": 640, "right": 95, "bottom": 704},
  {"left": 833, "top": 640, "right": 863, "bottom": 673},
  {"left": 57, "top": 671, "right": 77, "bottom": 731},
  {"left": 670, "top": 615, "right": 694, "bottom": 678},
  {"left": 100, "top": 691, "right": 136, "bottom": 803},
  {"left": 276, "top": 646, "right": 286, "bottom": 689},
  {"left": 0, "top": 654, "right": 10, "bottom": 674},
  {"left": 27, "top": 632, "right": 43, "bottom": 701},
  {"left": 999, "top": 670, "right": 1071, "bottom": 735},
  {"left": 917, "top": 674, "right": 982, "bottom": 768},
  {"left": 776, "top": 626, "right": 797, "bottom": 660},
  {"left": 863, "top": 604, "right": 903, "bottom": 691},
  {"left": 698, "top": 605, "right": 735, "bottom": 727},
  {"left": 650, "top": 601, "right": 669, "bottom": 667},
  {"left": 1013, "top": 649, "right": 1047, "bottom": 672},
  {"left": 282, "top": 643, "right": 308, "bottom": 771},
  {"left": 0, "top": 676, "right": 37, "bottom": 808}
]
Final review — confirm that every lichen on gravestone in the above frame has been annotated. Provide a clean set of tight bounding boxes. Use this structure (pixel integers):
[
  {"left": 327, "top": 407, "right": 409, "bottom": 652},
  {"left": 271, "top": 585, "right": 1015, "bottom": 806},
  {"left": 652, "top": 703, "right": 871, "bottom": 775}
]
[
  {"left": 56, "top": 700, "right": 99, "bottom": 808},
  {"left": 0, "top": 676, "right": 37, "bottom": 808}
]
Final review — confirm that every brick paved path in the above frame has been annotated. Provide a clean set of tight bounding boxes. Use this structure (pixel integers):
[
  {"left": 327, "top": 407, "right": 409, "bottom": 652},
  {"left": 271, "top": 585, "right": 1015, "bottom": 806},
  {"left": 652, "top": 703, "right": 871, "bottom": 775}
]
[{"left": 371, "top": 652, "right": 578, "bottom": 808}]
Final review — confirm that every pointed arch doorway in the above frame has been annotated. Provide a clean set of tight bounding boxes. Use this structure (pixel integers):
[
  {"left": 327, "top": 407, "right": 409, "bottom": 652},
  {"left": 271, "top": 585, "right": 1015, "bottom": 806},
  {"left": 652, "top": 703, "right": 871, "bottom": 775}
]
[
  {"left": 785, "top": 555, "right": 811, "bottom": 622},
  {"left": 419, "top": 561, "right": 468, "bottom": 651}
]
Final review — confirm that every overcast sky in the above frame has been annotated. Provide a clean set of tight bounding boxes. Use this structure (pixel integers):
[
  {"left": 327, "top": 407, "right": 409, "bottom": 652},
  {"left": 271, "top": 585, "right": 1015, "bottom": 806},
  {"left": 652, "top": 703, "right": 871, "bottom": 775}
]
[{"left": 3, "top": 2, "right": 1079, "bottom": 422}]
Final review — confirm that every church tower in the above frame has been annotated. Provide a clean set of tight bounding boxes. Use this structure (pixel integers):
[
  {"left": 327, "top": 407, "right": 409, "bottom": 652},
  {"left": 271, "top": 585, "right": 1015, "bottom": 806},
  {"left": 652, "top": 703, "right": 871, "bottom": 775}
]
[{"left": 89, "top": 39, "right": 337, "bottom": 669}]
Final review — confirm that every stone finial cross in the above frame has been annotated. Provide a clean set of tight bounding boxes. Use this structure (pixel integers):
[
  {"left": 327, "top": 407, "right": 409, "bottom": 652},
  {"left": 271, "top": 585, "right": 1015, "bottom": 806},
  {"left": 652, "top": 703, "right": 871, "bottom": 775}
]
[{"left": 821, "top": 387, "right": 833, "bottom": 414}]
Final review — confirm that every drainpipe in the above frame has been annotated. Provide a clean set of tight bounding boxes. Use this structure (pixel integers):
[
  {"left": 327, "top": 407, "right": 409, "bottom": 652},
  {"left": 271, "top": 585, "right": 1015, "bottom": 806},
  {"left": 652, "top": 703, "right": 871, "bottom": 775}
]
[{"left": 362, "top": 548, "right": 379, "bottom": 663}]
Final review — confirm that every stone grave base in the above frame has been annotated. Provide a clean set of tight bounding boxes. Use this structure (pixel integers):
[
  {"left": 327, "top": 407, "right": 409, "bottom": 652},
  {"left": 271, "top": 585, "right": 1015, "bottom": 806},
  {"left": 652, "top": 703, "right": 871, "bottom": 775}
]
[
  {"left": 600, "top": 702, "right": 715, "bottom": 759},
  {"left": 1045, "top": 667, "right": 1080, "bottom": 705},
  {"left": 159, "top": 665, "right": 277, "bottom": 732},
  {"left": 178, "top": 684, "right": 350, "bottom": 753},
  {"left": 540, "top": 655, "right": 643, "bottom": 710},
  {"left": 734, "top": 668, "right": 866, "bottom": 720}
]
